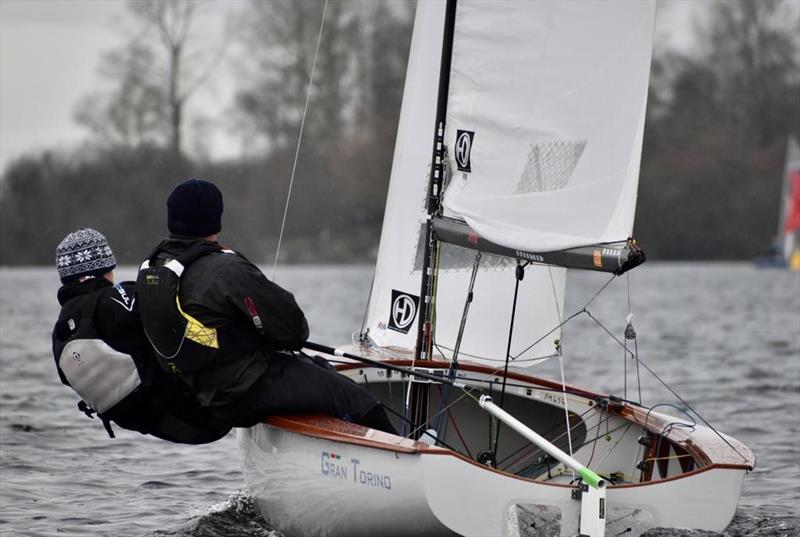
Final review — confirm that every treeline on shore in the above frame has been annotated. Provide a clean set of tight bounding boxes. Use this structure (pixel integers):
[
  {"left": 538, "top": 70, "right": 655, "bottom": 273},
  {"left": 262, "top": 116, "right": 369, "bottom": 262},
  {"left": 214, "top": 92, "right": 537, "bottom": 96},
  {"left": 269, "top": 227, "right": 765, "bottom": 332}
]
[{"left": 1, "top": 0, "right": 798, "bottom": 266}]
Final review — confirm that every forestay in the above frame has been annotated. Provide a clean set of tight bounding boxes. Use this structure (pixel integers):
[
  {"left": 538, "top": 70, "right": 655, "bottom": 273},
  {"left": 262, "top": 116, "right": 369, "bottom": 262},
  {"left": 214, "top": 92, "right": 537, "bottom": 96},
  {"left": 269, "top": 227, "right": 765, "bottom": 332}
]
[
  {"left": 364, "top": 1, "right": 566, "bottom": 366},
  {"left": 442, "top": 1, "right": 656, "bottom": 253}
]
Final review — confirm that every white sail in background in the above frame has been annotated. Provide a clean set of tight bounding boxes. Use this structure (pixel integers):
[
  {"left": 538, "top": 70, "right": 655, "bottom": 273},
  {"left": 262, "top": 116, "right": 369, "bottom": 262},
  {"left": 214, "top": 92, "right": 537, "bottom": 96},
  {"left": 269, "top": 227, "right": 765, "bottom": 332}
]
[
  {"left": 365, "top": 1, "right": 566, "bottom": 366},
  {"left": 442, "top": 1, "right": 656, "bottom": 253}
]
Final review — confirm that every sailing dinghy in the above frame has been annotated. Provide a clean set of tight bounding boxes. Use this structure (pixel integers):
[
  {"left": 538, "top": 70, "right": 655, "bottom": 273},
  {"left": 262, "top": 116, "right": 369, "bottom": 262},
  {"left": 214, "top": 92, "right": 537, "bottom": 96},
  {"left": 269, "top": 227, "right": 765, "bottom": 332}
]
[
  {"left": 238, "top": 1, "right": 754, "bottom": 535},
  {"left": 756, "top": 135, "right": 800, "bottom": 270}
]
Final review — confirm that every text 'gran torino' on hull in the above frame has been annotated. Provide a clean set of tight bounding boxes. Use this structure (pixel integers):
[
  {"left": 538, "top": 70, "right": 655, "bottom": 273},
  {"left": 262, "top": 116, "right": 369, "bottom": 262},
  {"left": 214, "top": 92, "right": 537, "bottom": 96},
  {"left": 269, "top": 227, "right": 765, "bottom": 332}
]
[{"left": 238, "top": 1, "right": 755, "bottom": 536}]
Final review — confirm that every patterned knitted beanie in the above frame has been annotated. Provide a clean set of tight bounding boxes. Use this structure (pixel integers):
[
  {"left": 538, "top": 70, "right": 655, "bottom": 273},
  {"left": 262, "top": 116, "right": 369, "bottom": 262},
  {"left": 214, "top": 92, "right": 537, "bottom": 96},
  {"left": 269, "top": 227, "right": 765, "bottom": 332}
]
[{"left": 55, "top": 228, "right": 117, "bottom": 283}]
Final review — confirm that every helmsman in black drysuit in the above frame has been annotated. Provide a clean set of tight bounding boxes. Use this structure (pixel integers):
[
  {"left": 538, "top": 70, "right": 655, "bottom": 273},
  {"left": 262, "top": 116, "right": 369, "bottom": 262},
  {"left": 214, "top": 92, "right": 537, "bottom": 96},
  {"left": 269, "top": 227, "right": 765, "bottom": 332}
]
[
  {"left": 135, "top": 179, "right": 395, "bottom": 432},
  {"left": 52, "top": 228, "right": 230, "bottom": 443}
]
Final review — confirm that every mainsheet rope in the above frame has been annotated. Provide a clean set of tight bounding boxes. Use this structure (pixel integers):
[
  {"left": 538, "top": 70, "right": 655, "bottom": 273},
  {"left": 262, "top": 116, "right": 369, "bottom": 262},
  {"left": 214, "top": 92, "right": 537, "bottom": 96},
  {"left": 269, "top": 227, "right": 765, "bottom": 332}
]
[{"left": 271, "top": 0, "right": 329, "bottom": 281}]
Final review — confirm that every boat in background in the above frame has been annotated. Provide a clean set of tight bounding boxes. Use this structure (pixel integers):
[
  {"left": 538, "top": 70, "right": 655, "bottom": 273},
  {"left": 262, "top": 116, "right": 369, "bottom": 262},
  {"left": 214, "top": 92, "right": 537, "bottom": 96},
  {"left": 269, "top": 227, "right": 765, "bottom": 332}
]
[
  {"left": 239, "top": 1, "right": 755, "bottom": 535},
  {"left": 755, "top": 135, "right": 800, "bottom": 270}
]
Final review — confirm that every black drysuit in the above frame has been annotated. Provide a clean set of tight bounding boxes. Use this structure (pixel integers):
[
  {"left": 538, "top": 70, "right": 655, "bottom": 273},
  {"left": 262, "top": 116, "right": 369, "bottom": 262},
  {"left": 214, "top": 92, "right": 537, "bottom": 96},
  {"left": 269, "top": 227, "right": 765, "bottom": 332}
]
[
  {"left": 52, "top": 278, "right": 230, "bottom": 443},
  {"left": 139, "top": 238, "right": 395, "bottom": 432}
]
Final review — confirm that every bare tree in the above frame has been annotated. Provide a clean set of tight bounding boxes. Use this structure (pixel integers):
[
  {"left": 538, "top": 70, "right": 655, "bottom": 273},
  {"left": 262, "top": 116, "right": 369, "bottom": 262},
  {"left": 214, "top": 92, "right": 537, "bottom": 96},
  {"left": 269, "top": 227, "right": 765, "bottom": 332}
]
[
  {"left": 636, "top": 0, "right": 800, "bottom": 259},
  {"left": 699, "top": 0, "right": 799, "bottom": 148},
  {"left": 75, "top": 0, "right": 226, "bottom": 160},
  {"left": 231, "top": 0, "right": 360, "bottom": 155}
]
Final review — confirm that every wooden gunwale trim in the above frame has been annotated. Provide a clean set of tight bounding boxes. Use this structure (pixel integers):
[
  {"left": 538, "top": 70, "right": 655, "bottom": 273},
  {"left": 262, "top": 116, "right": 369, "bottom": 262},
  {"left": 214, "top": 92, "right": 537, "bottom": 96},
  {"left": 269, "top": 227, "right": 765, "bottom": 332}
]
[
  {"left": 610, "top": 463, "right": 750, "bottom": 488},
  {"left": 614, "top": 403, "right": 754, "bottom": 469},
  {"left": 265, "top": 415, "right": 429, "bottom": 454},
  {"left": 261, "top": 415, "right": 751, "bottom": 489},
  {"left": 335, "top": 358, "right": 601, "bottom": 400}
]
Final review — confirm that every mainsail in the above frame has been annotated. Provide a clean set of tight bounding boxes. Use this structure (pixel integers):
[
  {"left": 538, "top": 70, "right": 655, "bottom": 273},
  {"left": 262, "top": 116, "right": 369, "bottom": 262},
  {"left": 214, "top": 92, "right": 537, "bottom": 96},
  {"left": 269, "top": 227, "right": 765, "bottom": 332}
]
[
  {"left": 364, "top": 0, "right": 655, "bottom": 366},
  {"left": 442, "top": 1, "right": 655, "bottom": 253}
]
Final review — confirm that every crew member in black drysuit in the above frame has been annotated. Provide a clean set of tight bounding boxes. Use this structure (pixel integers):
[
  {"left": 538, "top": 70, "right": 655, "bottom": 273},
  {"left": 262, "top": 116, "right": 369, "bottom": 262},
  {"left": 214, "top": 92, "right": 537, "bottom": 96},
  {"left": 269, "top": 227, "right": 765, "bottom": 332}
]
[
  {"left": 136, "top": 179, "right": 396, "bottom": 432},
  {"left": 52, "top": 228, "right": 230, "bottom": 443}
]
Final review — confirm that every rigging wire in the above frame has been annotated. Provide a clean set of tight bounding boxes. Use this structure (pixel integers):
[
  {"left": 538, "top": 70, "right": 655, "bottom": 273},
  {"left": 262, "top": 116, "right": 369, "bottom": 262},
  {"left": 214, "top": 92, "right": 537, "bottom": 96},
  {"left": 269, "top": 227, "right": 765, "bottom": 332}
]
[
  {"left": 434, "top": 385, "right": 474, "bottom": 457},
  {"left": 369, "top": 268, "right": 746, "bottom": 471},
  {"left": 359, "top": 256, "right": 750, "bottom": 480},
  {"left": 358, "top": 272, "right": 376, "bottom": 341},
  {"left": 511, "top": 274, "right": 616, "bottom": 360},
  {"left": 634, "top": 330, "right": 643, "bottom": 404},
  {"left": 586, "top": 314, "right": 750, "bottom": 462},
  {"left": 548, "top": 265, "right": 575, "bottom": 473},
  {"left": 624, "top": 271, "right": 643, "bottom": 403},
  {"left": 434, "top": 251, "right": 481, "bottom": 440},
  {"left": 372, "top": 268, "right": 631, "bottom": 448},
  {"left": 507, "top": 416, "right": 632, "bottom": 478},
  {"left": 586, "top": 310, "right": 635, "bottom": 359},
  {"left": 625, "top": 273, "right": 631, "bottom": 399},
  {"left": 584, "top": 406, "right": 605, "bottom": 469},
  {"left": 498, "top": 404, "right": 596, "bottom": 470},
  {"left": 380, "top": 404, "right": 462, "bottom": 453},
  {"left": 623, "top": 335, "right": 628, "bottom": 400},
  {"left": 591, "top": 422, "right": 634, "bottom": 475},
  {"left": 396, "top": 273, "right": 623, "bottom": 442},
  {"left": 491, "top": 261, "right": 526, "bottom": 463},
  {"left": 270, "top": 0, "right": 329, "bottom": 281}
]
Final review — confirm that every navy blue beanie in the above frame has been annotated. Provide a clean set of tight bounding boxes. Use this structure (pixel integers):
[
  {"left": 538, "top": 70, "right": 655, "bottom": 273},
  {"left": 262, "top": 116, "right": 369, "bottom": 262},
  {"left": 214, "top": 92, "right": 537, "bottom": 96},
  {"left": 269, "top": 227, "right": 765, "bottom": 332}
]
[{"left": 167, "top": 179, "right": 223, "bottom": 237}]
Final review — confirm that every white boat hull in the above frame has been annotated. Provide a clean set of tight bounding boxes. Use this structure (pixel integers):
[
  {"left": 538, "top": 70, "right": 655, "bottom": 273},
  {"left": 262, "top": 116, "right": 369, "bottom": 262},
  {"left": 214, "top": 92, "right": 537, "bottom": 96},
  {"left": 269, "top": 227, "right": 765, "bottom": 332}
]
[
  {"left": 238, "top": 423, "right": 457, "bottom": 537},
  {"left": 239, "top": 422, "right": 746, "bottom": 537},
  {"left": 238, "top": 360, "right": 753, "bottom": 537}
]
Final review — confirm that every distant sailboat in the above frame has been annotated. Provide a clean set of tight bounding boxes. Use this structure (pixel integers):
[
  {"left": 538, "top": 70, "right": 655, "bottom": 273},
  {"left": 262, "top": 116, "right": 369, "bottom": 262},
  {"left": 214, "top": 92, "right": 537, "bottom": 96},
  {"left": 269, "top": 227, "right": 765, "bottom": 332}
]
[
  {"left": 779, "top": 136, "right": 800, "bottom": 270},
  {"left": 238, "top": 2, "right": 754, "bottom": 536},
  {"left": 756, "top": 135, "right": 800, "bottom": 270}
]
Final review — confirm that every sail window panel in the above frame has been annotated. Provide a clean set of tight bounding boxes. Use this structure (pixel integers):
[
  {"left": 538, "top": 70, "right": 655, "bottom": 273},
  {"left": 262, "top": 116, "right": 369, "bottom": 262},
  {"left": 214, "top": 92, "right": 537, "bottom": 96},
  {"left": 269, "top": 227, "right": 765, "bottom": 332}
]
[{"left": 413, "top": 222, "right": 514, "bottom": 272}]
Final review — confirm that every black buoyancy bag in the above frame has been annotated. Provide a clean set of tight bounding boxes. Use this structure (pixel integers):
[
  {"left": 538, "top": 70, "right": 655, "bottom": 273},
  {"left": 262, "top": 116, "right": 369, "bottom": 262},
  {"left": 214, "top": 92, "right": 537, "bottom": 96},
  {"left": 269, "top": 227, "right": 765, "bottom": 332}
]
[
  {"left": 136, "top": 243, "right": 220, "bottom": 375},
  {"left": 56, "top": 290, "right": 142, "bottom": 415}
]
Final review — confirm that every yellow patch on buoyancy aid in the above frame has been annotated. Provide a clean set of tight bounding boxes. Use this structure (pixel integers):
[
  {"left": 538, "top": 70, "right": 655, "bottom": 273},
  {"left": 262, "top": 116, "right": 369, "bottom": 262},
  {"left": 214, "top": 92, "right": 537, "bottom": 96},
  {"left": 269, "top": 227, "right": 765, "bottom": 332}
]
[{"left": 175, "top": 295, "right": 219, "bottom": 349}]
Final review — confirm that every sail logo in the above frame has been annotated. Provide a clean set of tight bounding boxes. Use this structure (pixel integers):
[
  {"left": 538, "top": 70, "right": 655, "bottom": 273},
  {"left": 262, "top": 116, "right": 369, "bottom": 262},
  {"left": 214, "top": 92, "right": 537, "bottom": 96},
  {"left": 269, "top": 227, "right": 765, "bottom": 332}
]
[
  {"left": 388, "top": 290, "right": 419, "bottom": 334},
  {"left": 515, "top": 250, "right": 544, "bottom": 263},
  {"left": 455, "top": 130, "right": 475, "bottom": 172}
]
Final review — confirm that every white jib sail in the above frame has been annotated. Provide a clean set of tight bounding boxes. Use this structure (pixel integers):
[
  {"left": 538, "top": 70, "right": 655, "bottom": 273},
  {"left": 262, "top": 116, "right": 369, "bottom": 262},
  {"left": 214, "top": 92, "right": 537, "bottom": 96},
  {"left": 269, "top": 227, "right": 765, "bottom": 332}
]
[
  {"left": 365, "top": 0, "right": 566, "bottom": 366},
  {"left": 442, "top": 0, "right": 656, "bottom": 253}
]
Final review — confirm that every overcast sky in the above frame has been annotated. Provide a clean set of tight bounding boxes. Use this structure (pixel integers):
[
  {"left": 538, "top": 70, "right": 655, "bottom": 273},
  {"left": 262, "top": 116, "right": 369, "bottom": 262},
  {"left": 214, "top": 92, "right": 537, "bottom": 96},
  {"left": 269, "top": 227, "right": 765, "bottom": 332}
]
[
  {"left": 0, "top": 0, "right": 700, "bottom": 175},
  {"left": 0, "top": 0, "right": 246, "bottom": 173},
  {"left": 2, "top": 1, "right": 126, "bottom": 171}
]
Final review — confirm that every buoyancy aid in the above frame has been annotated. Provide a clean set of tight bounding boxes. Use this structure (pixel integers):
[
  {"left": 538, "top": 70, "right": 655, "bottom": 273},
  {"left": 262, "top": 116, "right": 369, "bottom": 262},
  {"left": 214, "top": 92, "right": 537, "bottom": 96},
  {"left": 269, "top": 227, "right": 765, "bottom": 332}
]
[
  {"left": 136, "top": 242, "right": 221, "bottom": 375},
  {"left": 53, "top": 288, "right": 142, "bottom": 436}
]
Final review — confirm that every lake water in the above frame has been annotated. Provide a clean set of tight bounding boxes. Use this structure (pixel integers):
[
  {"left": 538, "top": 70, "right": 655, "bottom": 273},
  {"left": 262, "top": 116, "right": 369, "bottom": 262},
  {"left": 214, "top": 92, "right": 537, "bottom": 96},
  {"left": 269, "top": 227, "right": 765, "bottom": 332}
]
[{"left": 1, "top": 263, "right": 798, "bottom": 536}]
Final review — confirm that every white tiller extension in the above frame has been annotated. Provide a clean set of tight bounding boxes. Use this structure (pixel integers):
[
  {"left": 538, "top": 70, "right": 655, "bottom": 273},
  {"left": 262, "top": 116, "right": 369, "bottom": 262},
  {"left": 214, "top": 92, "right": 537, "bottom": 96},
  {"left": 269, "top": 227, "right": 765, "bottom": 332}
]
[{"left": 479, "top": 395, "right": 607, "bottom": 537}]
